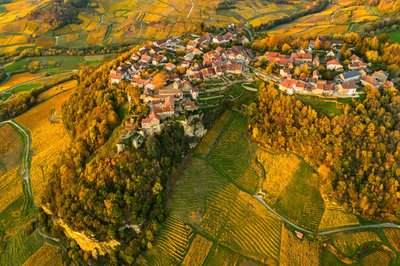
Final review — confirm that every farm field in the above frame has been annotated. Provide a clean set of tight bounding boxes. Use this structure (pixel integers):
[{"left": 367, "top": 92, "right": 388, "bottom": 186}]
[
  {"left": 0, "top": 80, "right": 72, "bottom": 264},
  {"left": 0, "top": 0, "right": 314, "bottom": 49},
  {"left": 140, "top": 108, "right": 400, "bottom": 264},
  {"left": 295, "top": 94, "right": 344, "bottom": 118},
  {"left": 4, "top": 54, "right": 113, "bottom": 74},
  {"left": 265, "top": 0, "right": 383, "bottom": 37},
  {"left": 15, "top": 86, "right": 76, "bottom": 203},
  {"left": 22, "top": 243, "right": 62, "bottom": 266}
]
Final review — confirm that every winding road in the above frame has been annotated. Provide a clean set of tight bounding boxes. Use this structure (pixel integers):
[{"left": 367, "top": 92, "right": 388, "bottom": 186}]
[
  {"left": 255, "top": 195, "right": 400, "bottom": 235},
  {"left": 0, "top": 120, "right": 60, "bottom": 242}
]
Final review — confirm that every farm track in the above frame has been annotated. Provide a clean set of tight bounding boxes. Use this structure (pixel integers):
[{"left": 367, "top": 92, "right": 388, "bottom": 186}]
[
  {"left": 187, "top": 0, "right": 194, "bottom": 18},
  {"left": 0, "top": 120, "right": 60, "bottom": 243}
]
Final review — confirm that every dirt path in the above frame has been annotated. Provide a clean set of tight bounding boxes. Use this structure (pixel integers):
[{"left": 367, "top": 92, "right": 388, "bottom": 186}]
[{"left": 187, "top": 0, "right": 194, "bottom": 18}]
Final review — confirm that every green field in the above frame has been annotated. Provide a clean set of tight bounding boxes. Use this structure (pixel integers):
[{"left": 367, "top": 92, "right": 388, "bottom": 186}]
[
  {"left": 295, "top": 94, "right": 344, "bottom": 118},
  {"left": 4, "top": 54, "right": 114, "bottom": 74}
]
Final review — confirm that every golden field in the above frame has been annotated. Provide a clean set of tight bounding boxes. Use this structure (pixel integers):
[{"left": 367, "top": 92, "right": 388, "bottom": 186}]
[
  {"left": 182, "top": 235, "right": 213, "bottom": 266},
  {"left": 15, "top": 87, "right": 75, "bottom": 202},
  {"left": 0, "top": 124, "right": 23, "bottom": 213},
  {"left": 22, "top": 244, "right": 62, "bottom": 266},
  {"left": 280, "top": 225, "right": 320, "bottom": 266},
  {"left": 0, "top": 73, "right": 44, "bottom": 92}
]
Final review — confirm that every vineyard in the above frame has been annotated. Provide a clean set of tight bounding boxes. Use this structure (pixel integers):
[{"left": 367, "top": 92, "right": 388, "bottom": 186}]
[
  {"left": 279, "top": 225, "right": 320, "bottom": 266},
  {"left": 266, "top": 0, "right": 382, "bottom": 37},
  {"left": 141, "top": 109, "right": 400, "bottom": 264},
  {"left": 331, "top": 231, "right": 382, "bottom": 257},
  {"left": 0, "top": 124, "right": 23, "bottom": 214},
  {"left": 182, "top": 235, "right": 213, "bottom": 266},
  {"left": 15, "top": 87, "right": 76, "bottom": 202},
  {"left": 385, "top": 229, "right": 400, "bottom": 252},
  {"left": 361, "top": 250, "right": 391, "bottom": 266},
  {"left": 142, "top": 111, "right": 283, "bottom": 264},
  {"left": 22, "top": 243, "right": 62, "bottom": 266},
  {"left": 0, "top": 0, "right": 314, "bottom": 49}
]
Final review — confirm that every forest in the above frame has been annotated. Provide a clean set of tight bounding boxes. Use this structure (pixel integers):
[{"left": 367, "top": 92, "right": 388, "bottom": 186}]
[
  {"left": 40, "top": 51, "right": 191, "bottom": 264},
  {"left": 246, "top": 82, "right": 400, "bottom": 220}
]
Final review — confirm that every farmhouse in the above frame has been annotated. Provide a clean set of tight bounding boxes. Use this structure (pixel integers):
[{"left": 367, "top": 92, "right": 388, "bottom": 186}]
[
  {"left": 326, "top": 60, "right": 343, "bottom": 71},
  {"left": 361, "top": 75, "right": 380, "bottom": 89},
  {"left": 279, "top": 79, "right": 297, "bottom": 92},
  {"left": 166, "top": 62, "right": 177, "bottom": 71},
  {"left": 372, "top": 70, "right": 388, "bottom": 83},
  {"left": 336, "top": 82, "right": 358, "bottom": 95},
  {"left": 339, "top": 70, "right": 361, "bottom": 82},
  {"left": 141, "top": 111, "right": 161, "bottom": 135}
]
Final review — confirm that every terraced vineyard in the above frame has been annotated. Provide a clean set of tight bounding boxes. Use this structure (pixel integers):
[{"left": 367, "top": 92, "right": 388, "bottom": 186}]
[
  {"left": 140, "top": 110, "right": 283, "bottom": 265},
  {"left": 140, "top": 109, "right": 400, "bottom": 264}
]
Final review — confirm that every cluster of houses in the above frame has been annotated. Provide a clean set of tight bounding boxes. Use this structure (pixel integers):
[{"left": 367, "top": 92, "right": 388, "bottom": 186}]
[
  {"left": 111, "top": 28, "right": 253, "bottom": 152},
  {"left": 264, "top": 37, "right": 394, "bottom": 97}
]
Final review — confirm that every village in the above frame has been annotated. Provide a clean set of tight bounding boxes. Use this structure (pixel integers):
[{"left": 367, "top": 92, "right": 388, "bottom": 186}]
[
  {"left": 259, "top": 37, "right": 394, "bottom": 96},
  {"left": 109, "top": 30, "right": 395, "bottom": 152},
  {"left": 109, "top": 26, "right": 254, "bottom": 152}
]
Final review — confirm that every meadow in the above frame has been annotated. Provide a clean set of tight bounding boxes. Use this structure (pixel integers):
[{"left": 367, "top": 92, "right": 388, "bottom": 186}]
[
  {"left": 4, "top": 54, "right": 112, "bottom": 74},
  {"left": 295, "top": 94, "right": 344, "bottom": 118},
  {"left": 389, "top": 31, "right": 400, "bottom": 43}
]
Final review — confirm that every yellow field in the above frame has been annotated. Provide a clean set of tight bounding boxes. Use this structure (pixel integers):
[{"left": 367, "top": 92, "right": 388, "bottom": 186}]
[
  {"left": 361, "top": 250, "right": 391, "bottom": 266},
  {"left": 279, "top": 225, "right": 320, "bottom": 266},
  {"left": 15, "top": 88, "right": 75, "bottom": 202},
  {"left": 384, "top": 229, "right": 400, "bottom": 252},
  {"left": 218, "top": 191, "right": 282, "bottom": 265},
  {"left": 257, "top": 151, "right": 301, "bottom": 205},
  {"left": 195, "top": 110, "right": 231, "bottom": 156},
  {"left": 332, "top": 231, "right": 381, "bottom": 257},
  {"left": 182, "top": 235, "right": 213, "bottom": 266},
  {"left": 22, "top": 244, "right": 62, "bottom": 266},
  {"left": 37, "top": 80, "right": 77, "bottom": 102},
  {"left": 0, "top": 73, "right": 44, "bottom": 92},
  {"left": 0, "top": 124, "right": 23, "bottom": 213}
]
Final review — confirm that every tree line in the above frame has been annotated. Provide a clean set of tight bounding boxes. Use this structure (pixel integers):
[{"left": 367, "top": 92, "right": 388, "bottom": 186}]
[
  {"left": 246, "top": 82, "right": 400, "bottom": 220},
  {"left": 0, "top": 75, "right": 75, "bottom": 122},
  {"left": 251, "top": 0, "right": 328, "bottom": 32}
]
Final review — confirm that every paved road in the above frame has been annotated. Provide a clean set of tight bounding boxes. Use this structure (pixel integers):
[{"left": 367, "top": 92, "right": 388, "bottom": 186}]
[
  {"left": 254, "top": 195, "right": 400, "bottom": 235},
  {"left": 0, "top": 120, "right": 60, "bottom": 242}
]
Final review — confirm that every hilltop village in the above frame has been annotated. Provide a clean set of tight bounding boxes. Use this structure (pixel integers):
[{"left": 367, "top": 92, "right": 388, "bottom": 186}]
[
  {"left": 110, "top": 27, "right": 253, "bottom": 151},
  {"left": 109, "top": 29, "right": 395, "bottom": 152}
]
